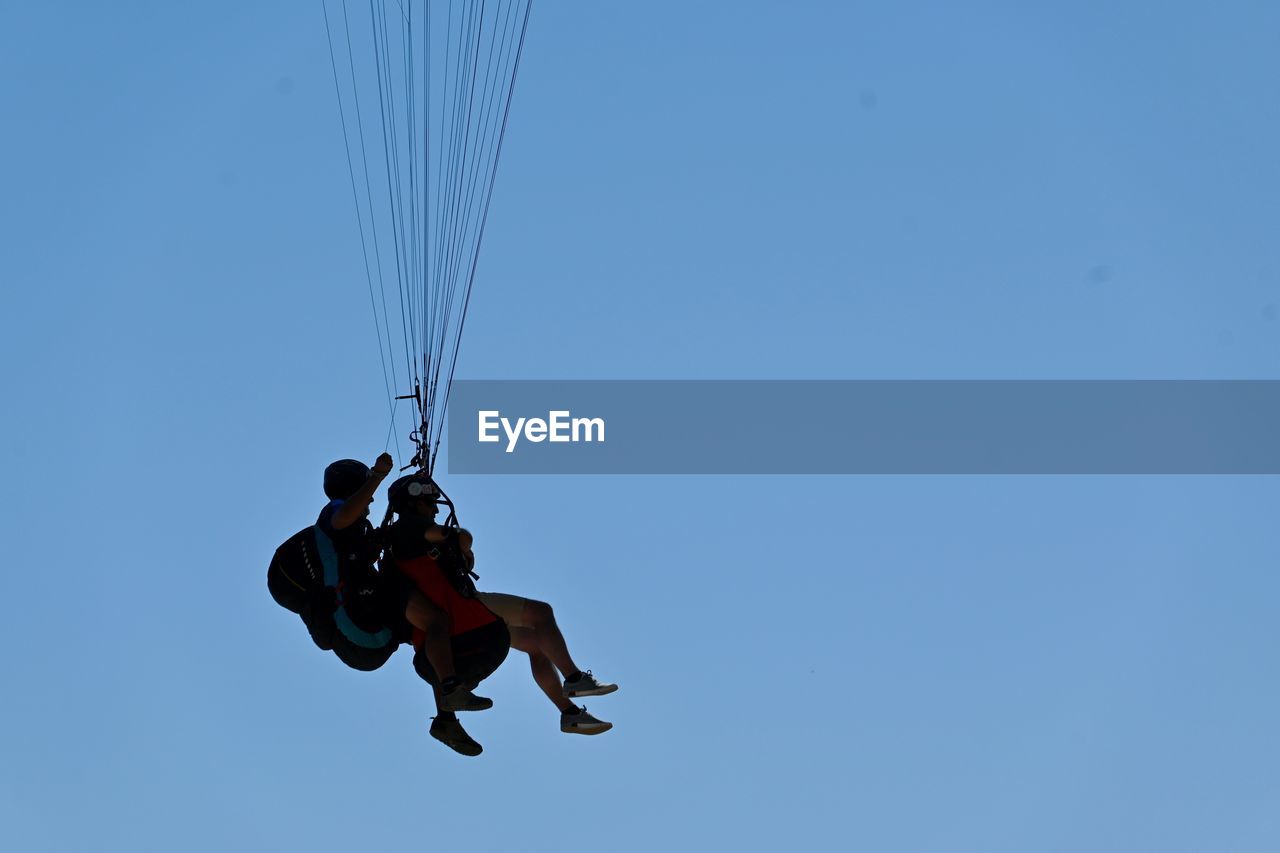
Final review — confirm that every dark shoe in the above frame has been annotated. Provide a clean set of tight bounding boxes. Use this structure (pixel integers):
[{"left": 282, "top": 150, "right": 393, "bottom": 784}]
[
  {"left": 562, "top": 670, "right": 618, "bottom": 699},
  {"left": 430, "top": 715, "right": 483, "bottom": 756},
  {"left": 561, "top": 705, "right": 612, "bottom": 735},
  {"left": 439, "top": 679, "right": 494, "bottom": 713}
]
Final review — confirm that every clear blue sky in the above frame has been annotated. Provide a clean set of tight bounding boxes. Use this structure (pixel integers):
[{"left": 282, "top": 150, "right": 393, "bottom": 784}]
[{"left": 3, "top": 2, "right": 1279, "bottom": 851}]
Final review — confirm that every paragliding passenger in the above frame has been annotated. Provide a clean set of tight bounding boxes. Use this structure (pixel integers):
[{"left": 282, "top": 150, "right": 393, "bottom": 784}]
[{"left": 384, "top": 473, "right": 618, "bottom": 754}]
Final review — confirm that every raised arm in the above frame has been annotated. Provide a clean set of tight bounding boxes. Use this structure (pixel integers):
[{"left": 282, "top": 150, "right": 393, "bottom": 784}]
[{"left": 331, "top": 452, "right": 394, "bottom": 529}]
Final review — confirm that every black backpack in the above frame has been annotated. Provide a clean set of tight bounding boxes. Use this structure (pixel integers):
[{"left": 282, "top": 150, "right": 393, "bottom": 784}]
[{"left": 267, "top": 527, "right": 323, "bottom": 617}]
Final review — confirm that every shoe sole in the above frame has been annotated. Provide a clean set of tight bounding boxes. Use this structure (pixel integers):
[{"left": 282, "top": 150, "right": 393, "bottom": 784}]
[
  {"left": 563, "top": 684, "right": 619, "bottom": 699},
  {"left": 443, "top": 698, "right": 494, "bottom": 713},
  {"left": 430, "top": 730, "right": 484, "bottom": 756},
  {"left": 562, "top": 721, "right": 613, "bottom": 735},
  {"left": 440, "top": 692, "right": 495, "bottom": 713}
]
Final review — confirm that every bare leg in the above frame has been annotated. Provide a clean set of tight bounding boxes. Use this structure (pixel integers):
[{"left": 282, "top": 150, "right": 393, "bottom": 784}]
[
  {"left": 520, "top": 599, "right": 581, "bottom": 678},
  {"left": 511, "top": 627, "right": 576, "bottom": 713},
  {"left": 404, "top": 589, "right": 456, "bottom": 682}
]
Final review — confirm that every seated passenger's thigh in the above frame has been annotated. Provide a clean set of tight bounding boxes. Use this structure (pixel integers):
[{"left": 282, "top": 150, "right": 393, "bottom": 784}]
[{"left": 475, "top": 592, "right": 533, "bottom": 629}]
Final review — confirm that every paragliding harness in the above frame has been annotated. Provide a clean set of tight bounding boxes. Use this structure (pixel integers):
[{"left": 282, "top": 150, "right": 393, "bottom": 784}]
[
  {"left": 382, "top": 473, "right": 482, "bottom": 597},
  {"left": 419, "top": 526, "right": 479, "bottom": 598},
  {"left": 267, "top": 519, "right": 398, "bottom": 672},
  {"left": 379, "top": 475, "right": 509, "bottom": 688}
]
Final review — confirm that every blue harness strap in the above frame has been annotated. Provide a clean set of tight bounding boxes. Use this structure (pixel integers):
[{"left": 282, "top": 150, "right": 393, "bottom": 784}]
[{"left": 313, "top": 526, "right": 394, "bottom": 649}]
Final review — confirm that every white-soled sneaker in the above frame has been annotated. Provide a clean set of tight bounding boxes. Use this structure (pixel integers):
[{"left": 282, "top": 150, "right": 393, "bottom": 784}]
[
  {"left": 561, "top": 705, "right": 613, "bottom": 735},
  {"left": 562, "top": 670, "right": 618, "bottom": 698}
]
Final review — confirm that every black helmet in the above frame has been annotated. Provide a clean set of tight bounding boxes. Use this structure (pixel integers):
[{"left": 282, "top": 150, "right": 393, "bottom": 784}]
[
  {"left": 387, "top": 472, "right": 439, "bottom": 512},
  {"left": 323, "top": 459, "right": 371, "bottom": 500}
]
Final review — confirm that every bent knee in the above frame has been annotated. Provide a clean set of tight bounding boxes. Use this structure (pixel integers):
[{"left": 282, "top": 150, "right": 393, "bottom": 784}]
[{"left": 525, "top": 599, "right": 555, "bottom": 628}]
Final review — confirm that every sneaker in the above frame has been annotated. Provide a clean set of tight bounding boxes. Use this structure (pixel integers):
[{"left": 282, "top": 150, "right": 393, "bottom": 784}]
[
  {"left": 562, "top": 670, "right": 618, "bottom": 698},
  {"left": 430, "top": 715, "right": 483, "bottom": 756},
  {"left": 439, "top": 679, "right": 494, "bottom": 713},
  {"left": 561, "top": 705, "right": 612, "bottom": 735}
]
